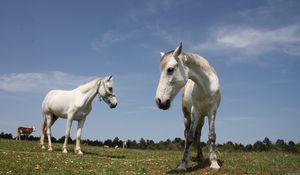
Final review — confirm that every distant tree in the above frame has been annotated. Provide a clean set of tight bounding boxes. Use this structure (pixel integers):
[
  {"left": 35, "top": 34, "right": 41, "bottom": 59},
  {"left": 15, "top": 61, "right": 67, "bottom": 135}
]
[
  {"left": 263, "top": 137, "right": 272, "bottom": 150},
  {"left": 172, "top": 138, "right": 185, "bottom": 150},
  {"left": 222, "top": 141, "right": 235, "bottom": 152},
  {"left": 5, "top": 133, "right": 13, "bottom": 140},
  {"left": 112, "top": 137, "right": 120, "bottom": 147},
  {"left": 172, "top": 137, "right": 182, "bottom": 144},
  {"left": 57, "top": 136, "right": 64, "bottom": 143},
  {"left": 57, "top": 136, "right": 73, "bottom": 144},
  {"left": 275, "top": 139, "right": 285, "bottom": 147},
  {"left": 235, "top": 143, "right": 245, "bottom": 152},
  {"left": 245, "top": 144, "right": 253, "bottom": 152},
  {"left": 28, "top": 136, "right": 34, "bottom": 141},
  {"left": 51, "top": 136, "right": 57, "bottom": 142},
  {"left": 144, "top": 140, "right": 155, "bottom": 150},
  {"left": 146, "top": 140, "right": 155, "bottom": 149},
  {"left": 275, "top": 139, "right": 287, "bottom": 151},
  {"left": 139, "top": 138, "right": 147, "bottom": 149},
  {"left": 27, "top": 135, "right": 40, "bottom": 141},
  {"left": 96, "top": 140, "right": 103, "bottom": 147},
  {"left": 288, "top": 141, "right": 295, "bottom": 147},
  {"left": 287, "top": 141, "right": 296, "bottom": 152},
  {"left": 126, "top": 139, "right": 132, "bottom": 148},
  {"left": 157, "top": 141, "right": 165, "bottom": 150},
  {"left": 253, "top": 141, "right": 267, "bottom": 151},
  {"left": 0, "top": 132, "right": 4, "bottom": 138},
  {"left": 127, "top": 139, "right": 137, "bottom": 149},
  {"left": 104, "top": 139, "right": 112, "bottom": 147}
]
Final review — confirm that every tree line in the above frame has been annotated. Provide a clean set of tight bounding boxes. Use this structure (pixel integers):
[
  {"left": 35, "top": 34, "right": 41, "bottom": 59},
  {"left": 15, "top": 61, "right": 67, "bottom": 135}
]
[{"left": 1, "top": 132, "right": 299, "bottom": 153}]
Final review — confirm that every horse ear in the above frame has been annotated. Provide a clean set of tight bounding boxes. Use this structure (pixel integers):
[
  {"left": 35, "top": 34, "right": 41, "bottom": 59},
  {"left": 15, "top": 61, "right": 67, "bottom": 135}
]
[
  {"left": 173, "top": 42, "right": 182, "bottom": 57},
  {"left": 107, "top": 75, "right": 113, "bottom": 81},
  {"left": 160, "top": 52, "right": 165, "bottom": 57}
]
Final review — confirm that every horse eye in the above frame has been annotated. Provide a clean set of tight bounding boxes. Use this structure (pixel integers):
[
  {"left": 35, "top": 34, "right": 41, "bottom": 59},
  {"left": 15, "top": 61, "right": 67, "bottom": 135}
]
[
  {"left": 108, "top": 87, "right": 113, "bottom": 92},
  {"left": 167, "top": 67, "right": 174, "bottom": 74}
]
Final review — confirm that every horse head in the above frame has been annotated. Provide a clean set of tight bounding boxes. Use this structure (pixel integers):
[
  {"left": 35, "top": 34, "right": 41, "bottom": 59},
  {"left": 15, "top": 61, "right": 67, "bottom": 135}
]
[
  {"left": 156, "top": 42, "right": 189, "bottom": 110},
  {"left": 99, "top": 75, "right": 118, "bottom": 109}
]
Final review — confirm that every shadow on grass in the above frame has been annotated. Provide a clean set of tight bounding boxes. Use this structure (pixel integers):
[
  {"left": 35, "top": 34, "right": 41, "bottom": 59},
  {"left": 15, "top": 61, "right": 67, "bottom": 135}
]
[
  {"left": 167, "top": 158, "right": 223, "bottom": 174},
  {"left": 50, "top": 148, "right": 126, "bottom": 159},
  {"left": 84, "top": 151, "right": 126, "bottom": 159}
]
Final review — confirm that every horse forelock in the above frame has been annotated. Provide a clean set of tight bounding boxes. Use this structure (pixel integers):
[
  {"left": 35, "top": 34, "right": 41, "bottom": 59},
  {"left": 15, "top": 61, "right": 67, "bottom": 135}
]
[
  {"left": 160, "top": 50, "right": 189, "bottom": 70},
  {"left": 160, "top": 50, "right": 176, "bottom": 70},
  {"left": 78, "top": 78, "right": 101, "bottom": 93},
  {"left": 160, "top": 50, "right": 174, "bottom": 62}
]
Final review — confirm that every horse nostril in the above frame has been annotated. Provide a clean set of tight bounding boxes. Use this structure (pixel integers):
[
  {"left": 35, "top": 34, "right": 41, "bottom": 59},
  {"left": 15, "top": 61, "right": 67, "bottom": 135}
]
[
  {"left": 156, "top": 98, "right": 161, "bottom": 106},
  {"left": 166, "top": 99, "right": 171, "bottom": 106},
  {"left": 110, "top": 103, "right": 117, "bottom": 108}
]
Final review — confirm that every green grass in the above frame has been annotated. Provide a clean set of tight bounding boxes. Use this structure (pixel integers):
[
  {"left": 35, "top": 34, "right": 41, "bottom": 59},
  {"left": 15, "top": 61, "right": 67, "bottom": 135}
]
[{"left": 0, "top": 139, "right": 299, "bottom": 175}]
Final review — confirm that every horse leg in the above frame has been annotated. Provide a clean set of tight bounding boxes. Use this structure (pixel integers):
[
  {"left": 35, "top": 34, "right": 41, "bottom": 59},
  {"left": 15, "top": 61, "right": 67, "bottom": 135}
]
[
  {"left": 74, "top": 118, "right": 86, "bottom": 155},
  {"left": 39, "top": 114, "right": 47, "bottom": 149},
  {"left": 194, "top": 117, "right": 205, "bottom": 161},
  {"left": 183, "top": 110, "right": 190, "bottom": 142},
  {"left": 62, "top": 118, "right": 73, "bottom": 154},
  {"left": 16, "top": 132, "right": 20, "bottom": 141},
  {"left": 40, "top": 114, "right": 58, "bottom": 149},
  {"left": 45, "top": 114, "right": 54, "bottom": 151},
  {"left": 208, "top": 110, "right": 220, "bottom": 170},
  {"left": 176, "top": 106, "right": 200, "bottom": 172}
]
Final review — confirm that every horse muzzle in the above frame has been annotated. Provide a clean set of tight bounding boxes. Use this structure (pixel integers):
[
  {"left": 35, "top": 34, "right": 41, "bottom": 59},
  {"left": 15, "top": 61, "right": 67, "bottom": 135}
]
[
  {"left": 110, "top": 103, "right": 117, "bottom": 109},
  {"left": 156, "top": 98, "right": 171, "bottom": 110}
]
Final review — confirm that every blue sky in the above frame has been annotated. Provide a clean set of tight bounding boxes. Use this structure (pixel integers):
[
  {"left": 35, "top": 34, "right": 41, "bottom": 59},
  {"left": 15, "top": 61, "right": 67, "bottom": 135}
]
[{"left": 0, "top": 0, "right": 299, "bottom": 144}]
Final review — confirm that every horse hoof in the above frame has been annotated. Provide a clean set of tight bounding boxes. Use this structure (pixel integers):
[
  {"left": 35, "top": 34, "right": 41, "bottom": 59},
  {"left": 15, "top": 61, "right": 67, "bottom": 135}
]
[
  {"left": 176, "top": 166, "right": 186, "bottom": 173},
  {"left": 75, "top": 150, "right": 83, "bottom": 155},
  {"left": 40, "top": 145, "right": 46, "bottom": 150},
  {"left": 62, "top": 150, "right": 68, "bottom": 154},
  {"left": 210, "top": 161, "right": 220, "bottom": 170},
  {"left": 48, "top": 148, "right": 53, "bottom": 152}
]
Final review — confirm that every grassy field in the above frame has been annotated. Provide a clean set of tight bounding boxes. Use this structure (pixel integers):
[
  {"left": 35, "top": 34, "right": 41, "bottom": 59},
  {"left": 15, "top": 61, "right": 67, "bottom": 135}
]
[{"left": 0, "top": 139, "right": 299, "bottom": 175}]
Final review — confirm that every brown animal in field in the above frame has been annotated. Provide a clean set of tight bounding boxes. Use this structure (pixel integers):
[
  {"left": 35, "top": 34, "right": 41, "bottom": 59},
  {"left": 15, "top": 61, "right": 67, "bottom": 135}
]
[{"left": 16, "top": 126, "right": 36, "bottom": 140}]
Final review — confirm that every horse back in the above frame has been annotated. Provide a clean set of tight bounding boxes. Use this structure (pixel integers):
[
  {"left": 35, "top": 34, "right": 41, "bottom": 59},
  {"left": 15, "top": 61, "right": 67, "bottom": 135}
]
[{"left": 42, "top": 90, "right": 74, "bottom": 116}]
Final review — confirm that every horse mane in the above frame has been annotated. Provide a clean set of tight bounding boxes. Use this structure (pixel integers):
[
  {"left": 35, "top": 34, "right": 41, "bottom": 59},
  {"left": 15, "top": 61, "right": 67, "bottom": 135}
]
[
  {"left": 184, "top": 52, "right": 217, "bottom": 76},
  {"left": 78, "top": 78, "right": 101, "bottom": 93}
]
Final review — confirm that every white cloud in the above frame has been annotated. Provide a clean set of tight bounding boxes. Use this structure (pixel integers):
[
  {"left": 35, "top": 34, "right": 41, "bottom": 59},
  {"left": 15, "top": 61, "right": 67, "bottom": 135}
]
[
  {"left": 0, "top": 71, "right": 95, "bottom": 93},
  {"left": 92, "top": 31, "right": 132, "bottom": 50},
  {"left": 283, "top": 45, "right": 300, "bottom": 56},
  {"left": 192, "top": 24, "right": 300, "bottom": 61}
]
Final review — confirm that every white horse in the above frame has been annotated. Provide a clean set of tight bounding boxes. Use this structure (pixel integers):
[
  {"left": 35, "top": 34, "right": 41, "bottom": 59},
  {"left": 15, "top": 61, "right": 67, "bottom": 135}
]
[
  {"left": 156, "top": 43, "right": 221, "bottom": 171},
  {"left": 39, "top": 76, "right": 117, "bottom": 155}
]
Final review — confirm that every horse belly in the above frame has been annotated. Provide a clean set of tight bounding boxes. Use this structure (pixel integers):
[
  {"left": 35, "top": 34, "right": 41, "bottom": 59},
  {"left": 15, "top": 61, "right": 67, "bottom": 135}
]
[
  {"left": 43, "top": 90, "right": 72, "bottom": 118},
  {"left": 182, "top": 80, "right": 193, "bottom": 115}
]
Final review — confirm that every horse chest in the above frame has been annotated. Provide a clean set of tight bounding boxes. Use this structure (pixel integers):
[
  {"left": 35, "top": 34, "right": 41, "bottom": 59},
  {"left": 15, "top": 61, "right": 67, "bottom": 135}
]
[
  {"left": 73, "top": 106, "right": 92, "bottom": 120},
  {"left": 192, "top": 90, "right": 219, "bottom": 115}
]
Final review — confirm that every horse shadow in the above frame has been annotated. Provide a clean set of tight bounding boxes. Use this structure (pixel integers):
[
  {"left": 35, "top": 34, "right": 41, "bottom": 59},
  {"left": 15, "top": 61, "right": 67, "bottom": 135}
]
[
  {"left": 167, "top": 158, "right": 223, "bottom": 174},
  {"left": 84, "top": 151, "right": 126, "bottom": 159},
  {"left": 51, "top": 148, "right": 126, "bottom": 159}
]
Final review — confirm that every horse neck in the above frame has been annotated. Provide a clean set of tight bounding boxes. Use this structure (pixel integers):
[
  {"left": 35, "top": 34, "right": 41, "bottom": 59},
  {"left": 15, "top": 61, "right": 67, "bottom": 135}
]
[
  {"left": 78, "top": 78, "right": 101, "bottom": 105},
  {"left": 182, "top": 53, "right": 219, "bottom": 94}
]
